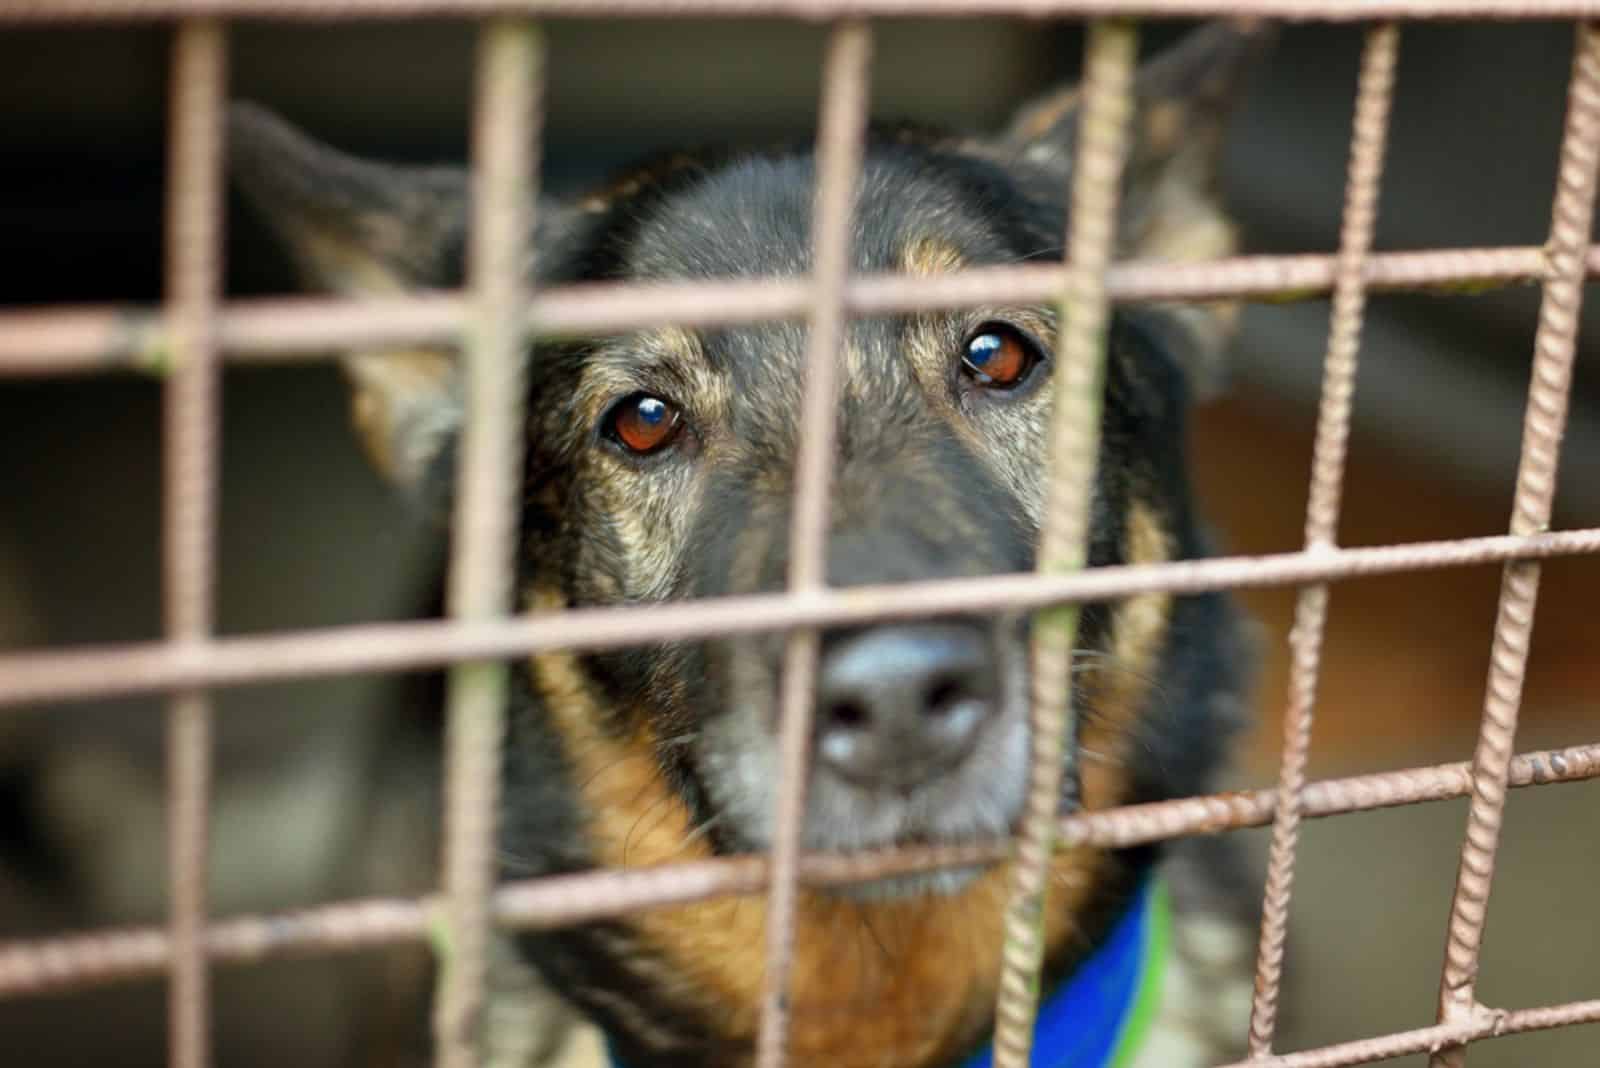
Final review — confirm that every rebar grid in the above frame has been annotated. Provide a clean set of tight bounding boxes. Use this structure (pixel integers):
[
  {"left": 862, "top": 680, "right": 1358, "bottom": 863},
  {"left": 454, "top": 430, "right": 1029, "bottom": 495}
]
[
  {"left": 993, "top": 19, "right": 1136, "bottom": 1068},
  {"left": 757, "top": 20, "right": 873, "bottom": 1068},
  {"left": 2, "top": 528, "right": 1600, "bottom": 709},
  {"left": 14, "top": 0, "right": 1600, "bottom": 22},
  {"left": 161, "top": 19, "right": 226, "bottom": 1068},
  {"left": 1218, "top": 999, "right": 1600, "bottom": 1068},
  {"left": 1428, "top": 22, "right": 1600, "bottom": 1067},
  {"left": 16, "top": 245, "right": 1600, "bottom": 375},
  {"left": 434, "top": 20, "right": 542, "bottom": 1068},
  {"left": 1, "top": 7, "right": 1599, "bottom": 1068},
  {"left": 1247, "top": 21, "right": 1399, "bottom": 1057},
  {"left": 4, "top": 741, "right": 1596, "bottom": 997}
]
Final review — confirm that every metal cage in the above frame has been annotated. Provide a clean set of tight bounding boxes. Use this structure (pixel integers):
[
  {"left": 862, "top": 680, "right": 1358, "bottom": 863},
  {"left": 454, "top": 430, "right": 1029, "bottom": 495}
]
[{"left": 1, "top": 5, "right": 1598, "bottom": 1068}]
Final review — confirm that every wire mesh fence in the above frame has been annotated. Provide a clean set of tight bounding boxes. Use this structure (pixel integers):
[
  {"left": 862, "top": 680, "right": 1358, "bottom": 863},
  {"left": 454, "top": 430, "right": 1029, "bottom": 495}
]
[{"left": 0, "top": 4, "right": 1597, "bottom": 1068}]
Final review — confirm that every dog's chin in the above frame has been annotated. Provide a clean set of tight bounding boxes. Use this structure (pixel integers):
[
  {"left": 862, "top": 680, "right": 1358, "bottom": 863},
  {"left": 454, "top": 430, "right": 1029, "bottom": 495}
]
[
  {"left": 826, "top": 863, "right": 992, "bottom": 902},
  {"left": 795, "top": 768, "right": 1030, "bottom": 901}
]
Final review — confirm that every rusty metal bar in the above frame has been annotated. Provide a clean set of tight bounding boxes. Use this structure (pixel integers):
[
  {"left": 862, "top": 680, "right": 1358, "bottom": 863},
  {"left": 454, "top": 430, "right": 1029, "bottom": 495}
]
[
  {"left": 3, "top": 741, "right": 1595, "bottom": 998},
  {"left": 11, "top": 0, "right": 1600, "bottom": 24},
  {"left": 756, "top": 20, "right": 873, "bottom": 1068},
  {"left": 1221, "top": 999, "right": 1600, "bottom": 1068},
  {"left": 993, "top": 20, "right": 1136, "bottom": 1068},
  {"left": 10, "top": 246, "right": 1600, "bottom": 376},
  {"left": 161, "top": 18, "right": 226, "bottom": 1068},
  {"left": 1247, "top": 21, "right": 1399, "bottom": 1057},
  {"left": 1428, "top": 22, "right": 1600, "bottom": 1068},
  {"left": 432, "top": 19, "right": 541, "bottom": 1068},
  {"left": 0, "top": 8, "right": 1595, "bottom": 1068},
  {"left": 2, "top": 527, "right": 1599, "bottom": 710}
]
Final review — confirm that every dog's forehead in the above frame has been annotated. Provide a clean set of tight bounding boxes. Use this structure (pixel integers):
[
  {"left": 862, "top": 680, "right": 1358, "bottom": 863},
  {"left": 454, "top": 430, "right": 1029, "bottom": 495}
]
[
  {"left": 596, "top": 147, "right": 1045, "bottom": 412},
  {"left": 623, "top": 149, "right": 1031, "bottom": 283}
]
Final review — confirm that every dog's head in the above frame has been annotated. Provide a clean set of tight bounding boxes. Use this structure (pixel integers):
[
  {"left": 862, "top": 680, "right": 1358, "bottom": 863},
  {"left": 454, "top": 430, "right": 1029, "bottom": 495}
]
[{"left": 233, "top": 22, "right": 1261, "bottom": 1068}]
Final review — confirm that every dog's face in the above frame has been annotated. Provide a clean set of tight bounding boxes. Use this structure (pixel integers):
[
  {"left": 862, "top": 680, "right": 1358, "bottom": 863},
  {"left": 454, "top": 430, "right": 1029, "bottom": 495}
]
[{"left": 233, "top": 23, "right": 1259, "bottom": 1068}]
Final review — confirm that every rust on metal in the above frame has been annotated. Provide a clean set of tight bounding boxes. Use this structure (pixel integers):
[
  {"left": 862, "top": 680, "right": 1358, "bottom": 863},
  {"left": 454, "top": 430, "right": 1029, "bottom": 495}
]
[
  {"left": 0, "top": 6, "right": 1597, "bottom": 1068},
  {"left": 432, "top": 18, "right": 543, "bottom": 1068},
  {"left": 1428, "top": 22, "right": 1600, "bottom": 1068},
  {"left": 2, "top": 742, "right": 1596, "bottom": 1000},
  {"left": 2, "top": 528, "right": 1600, "bottom": 710},
  {"left": 993, "top": 19, "right": 1137, "bottom": 1068},
  {"left": 1219, "top": 997, "right": 1600, "bottom": 1068},
  {"left": 755, "top": 20, "right": 874, "bottom": 1068},
  {"left": 14, "top": 246, "right": 1600, "bottom": 376},
  {"left": 1247, "top": 21, "right": 1400, "bottom": 1057},
  {"left": 11, "top": 0, "right": 1600, "bottom": 25}
]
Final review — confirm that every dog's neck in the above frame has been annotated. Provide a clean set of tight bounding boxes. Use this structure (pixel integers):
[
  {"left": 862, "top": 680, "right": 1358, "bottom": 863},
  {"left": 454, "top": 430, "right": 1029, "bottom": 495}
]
[{"left": 598, "top": 871, "right": 1169, "bottom": 1068}]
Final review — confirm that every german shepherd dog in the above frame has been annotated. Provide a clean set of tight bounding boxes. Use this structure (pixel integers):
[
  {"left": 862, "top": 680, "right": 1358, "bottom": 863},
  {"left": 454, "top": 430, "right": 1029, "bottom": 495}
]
[{"left": 231, "top": 20, "right": 1267, "bottom": 1068}]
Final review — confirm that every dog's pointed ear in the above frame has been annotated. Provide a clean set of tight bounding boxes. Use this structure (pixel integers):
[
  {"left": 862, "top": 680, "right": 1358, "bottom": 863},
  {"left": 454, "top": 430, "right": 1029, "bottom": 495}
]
[
  {"left": 996, "top": 21, "right": 1273, "bottom": 397},
  {"left": 229, "top": 100, "right": 472, "bottom": 293},
  {"left": 228, "top": 101, "right": 471, "bottom": 497}
]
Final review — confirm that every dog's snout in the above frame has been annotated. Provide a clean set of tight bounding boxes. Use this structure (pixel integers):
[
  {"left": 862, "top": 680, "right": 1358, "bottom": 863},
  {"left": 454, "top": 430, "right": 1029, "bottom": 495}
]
[{"left": 814, "top": 624, "right": 998, "bottom": 790}]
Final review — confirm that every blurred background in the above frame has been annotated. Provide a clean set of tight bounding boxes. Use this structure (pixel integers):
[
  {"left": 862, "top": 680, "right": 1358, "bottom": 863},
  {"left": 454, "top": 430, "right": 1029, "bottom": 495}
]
[{"left": 1, "top": 16, "right": 1596, "bottom": 1067}]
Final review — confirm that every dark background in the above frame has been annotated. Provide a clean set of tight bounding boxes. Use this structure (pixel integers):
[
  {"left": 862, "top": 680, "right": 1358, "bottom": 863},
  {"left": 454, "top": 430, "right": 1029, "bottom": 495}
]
[{"left": 1, "top": 18, "right": 1596, "bottom": 1067}]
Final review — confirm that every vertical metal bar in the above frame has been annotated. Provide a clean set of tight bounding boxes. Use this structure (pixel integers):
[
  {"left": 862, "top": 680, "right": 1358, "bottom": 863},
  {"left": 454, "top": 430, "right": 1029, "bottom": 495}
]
[
  {"left": 1246, "top": 22, "right": 1400, "bottom": 1057},
  {"left": 1428, "top": 21, "right": 1600, "bottom": 1068},
  {"left": 754, "top": 19, "right": 873, "bottom": 1068},
  {"left": 162, "top": 19, "right": 226, "bottom": 1068},
  {"left": 991, "top": 20, "right": 1138, "bottom": 1068},
  {"left": 434, "top": 19, "right": 541, "bottom": 1068}
]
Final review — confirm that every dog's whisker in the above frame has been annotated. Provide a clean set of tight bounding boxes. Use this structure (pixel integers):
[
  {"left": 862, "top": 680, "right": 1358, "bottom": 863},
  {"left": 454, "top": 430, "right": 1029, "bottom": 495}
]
[
  {"left": 666, "top": 812, "right": 727, "bottom": 859},
  {"left": 621, "top": 791, "right": 679, "bottom": 867},
  {"left": 1076, "top": 745, "right": 1122, "bottom": 768}
]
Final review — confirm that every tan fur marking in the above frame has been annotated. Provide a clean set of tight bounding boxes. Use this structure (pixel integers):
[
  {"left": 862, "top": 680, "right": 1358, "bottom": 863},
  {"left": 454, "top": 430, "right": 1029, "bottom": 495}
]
[
  {"left": 1079, "top": 502, "right": 1173, "bottom": 810},
  {"left": 284, "top": 224, "right": 462, "bottom": 489},
  {"left": 903, "top": 305, "right": 1058, "bottom": 527},
  {"left": 569, "top": 327, "right": 727, "bottom": 602},
  {"left": 295, "top": 227, "right": 411, "bottom": 295},
  {"left": 1009, "top": 87, "right": 1080, "bottom": 144},
  {"left": 658, "top": 326, "right": 729, "bottom": 419},
  {"left": 528, "top": 589, "right": 1105, "bottom": 1068},
  {"left": 895, "top": 238, "right": 966, "bottom": 417},
  {"left": 1141, "top": 100, "right": 1187, "bottom": 160},
  {"left": 900, "top": 235, "right": 966, "bottom": 279},
  {"left": 343, "top": 347, "right": 454, "bottom": 484},
  {"left": 578, "top": 328, "right": 726, "bottom": 431}
]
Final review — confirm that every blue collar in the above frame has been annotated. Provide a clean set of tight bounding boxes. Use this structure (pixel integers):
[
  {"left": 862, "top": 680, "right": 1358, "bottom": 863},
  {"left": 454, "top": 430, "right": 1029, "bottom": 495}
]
[
  {"left": 604, "top": 874, "right": 1169, "bottom": 1068},
  {"left": 957, "top": 873, "right": 1169, "bottom": 1068}
]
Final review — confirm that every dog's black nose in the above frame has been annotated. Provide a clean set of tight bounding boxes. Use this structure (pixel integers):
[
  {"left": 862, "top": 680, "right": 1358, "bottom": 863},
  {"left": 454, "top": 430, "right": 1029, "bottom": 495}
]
[{"left": 814, "top": 623, "right": 998, "bottom": 790}]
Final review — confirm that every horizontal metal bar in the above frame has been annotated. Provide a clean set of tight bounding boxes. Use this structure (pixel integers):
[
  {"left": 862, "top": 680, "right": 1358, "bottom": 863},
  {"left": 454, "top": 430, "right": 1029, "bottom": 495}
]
[
  {"left": 1219, "top": 999, "right": 1600, "bottom": 1068},
  {"left": 8, "top": 0, "right": 1600, "bottom": 23},
  {"left": 0, "top": 741, "right": 1593, "bottom": 998},
  {"left": 1, "top": 527, "right": 1597, "bottom": 709},
  {"left": 0, "top": 246, "right": 1589, "bottom": 377}
]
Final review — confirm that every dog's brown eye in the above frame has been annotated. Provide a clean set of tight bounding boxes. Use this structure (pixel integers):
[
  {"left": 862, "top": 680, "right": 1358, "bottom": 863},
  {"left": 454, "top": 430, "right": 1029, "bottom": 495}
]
[
  {"left": 961, "top": 324, "right": 1039, "bottom": 390},
  {"left": 606, "top": 393, "right": 683, "bottom": 455}
]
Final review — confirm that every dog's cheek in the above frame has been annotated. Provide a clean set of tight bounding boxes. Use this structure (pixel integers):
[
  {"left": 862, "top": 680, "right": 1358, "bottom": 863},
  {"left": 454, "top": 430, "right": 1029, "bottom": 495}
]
[
  {"left": 584, "top": 457, "right": 701, "bottom": 605},
  {"left": 691, "top": 647, "right": 781, "bottom": 850},
  {"left": 1078, "top": 499, "right": 1174, "bottom": 811},
  {"left": 969, "top": 396, "right": 1051, "bottom": 537}
]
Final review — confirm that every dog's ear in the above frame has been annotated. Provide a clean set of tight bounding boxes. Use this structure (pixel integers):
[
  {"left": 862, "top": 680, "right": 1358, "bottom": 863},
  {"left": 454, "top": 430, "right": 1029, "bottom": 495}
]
[
  {"left": 228, "top": 102, "right": 472, "bottom": 496},
  {"left": 995, "top": 21, "right": 1272, "bottom": 398}
]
